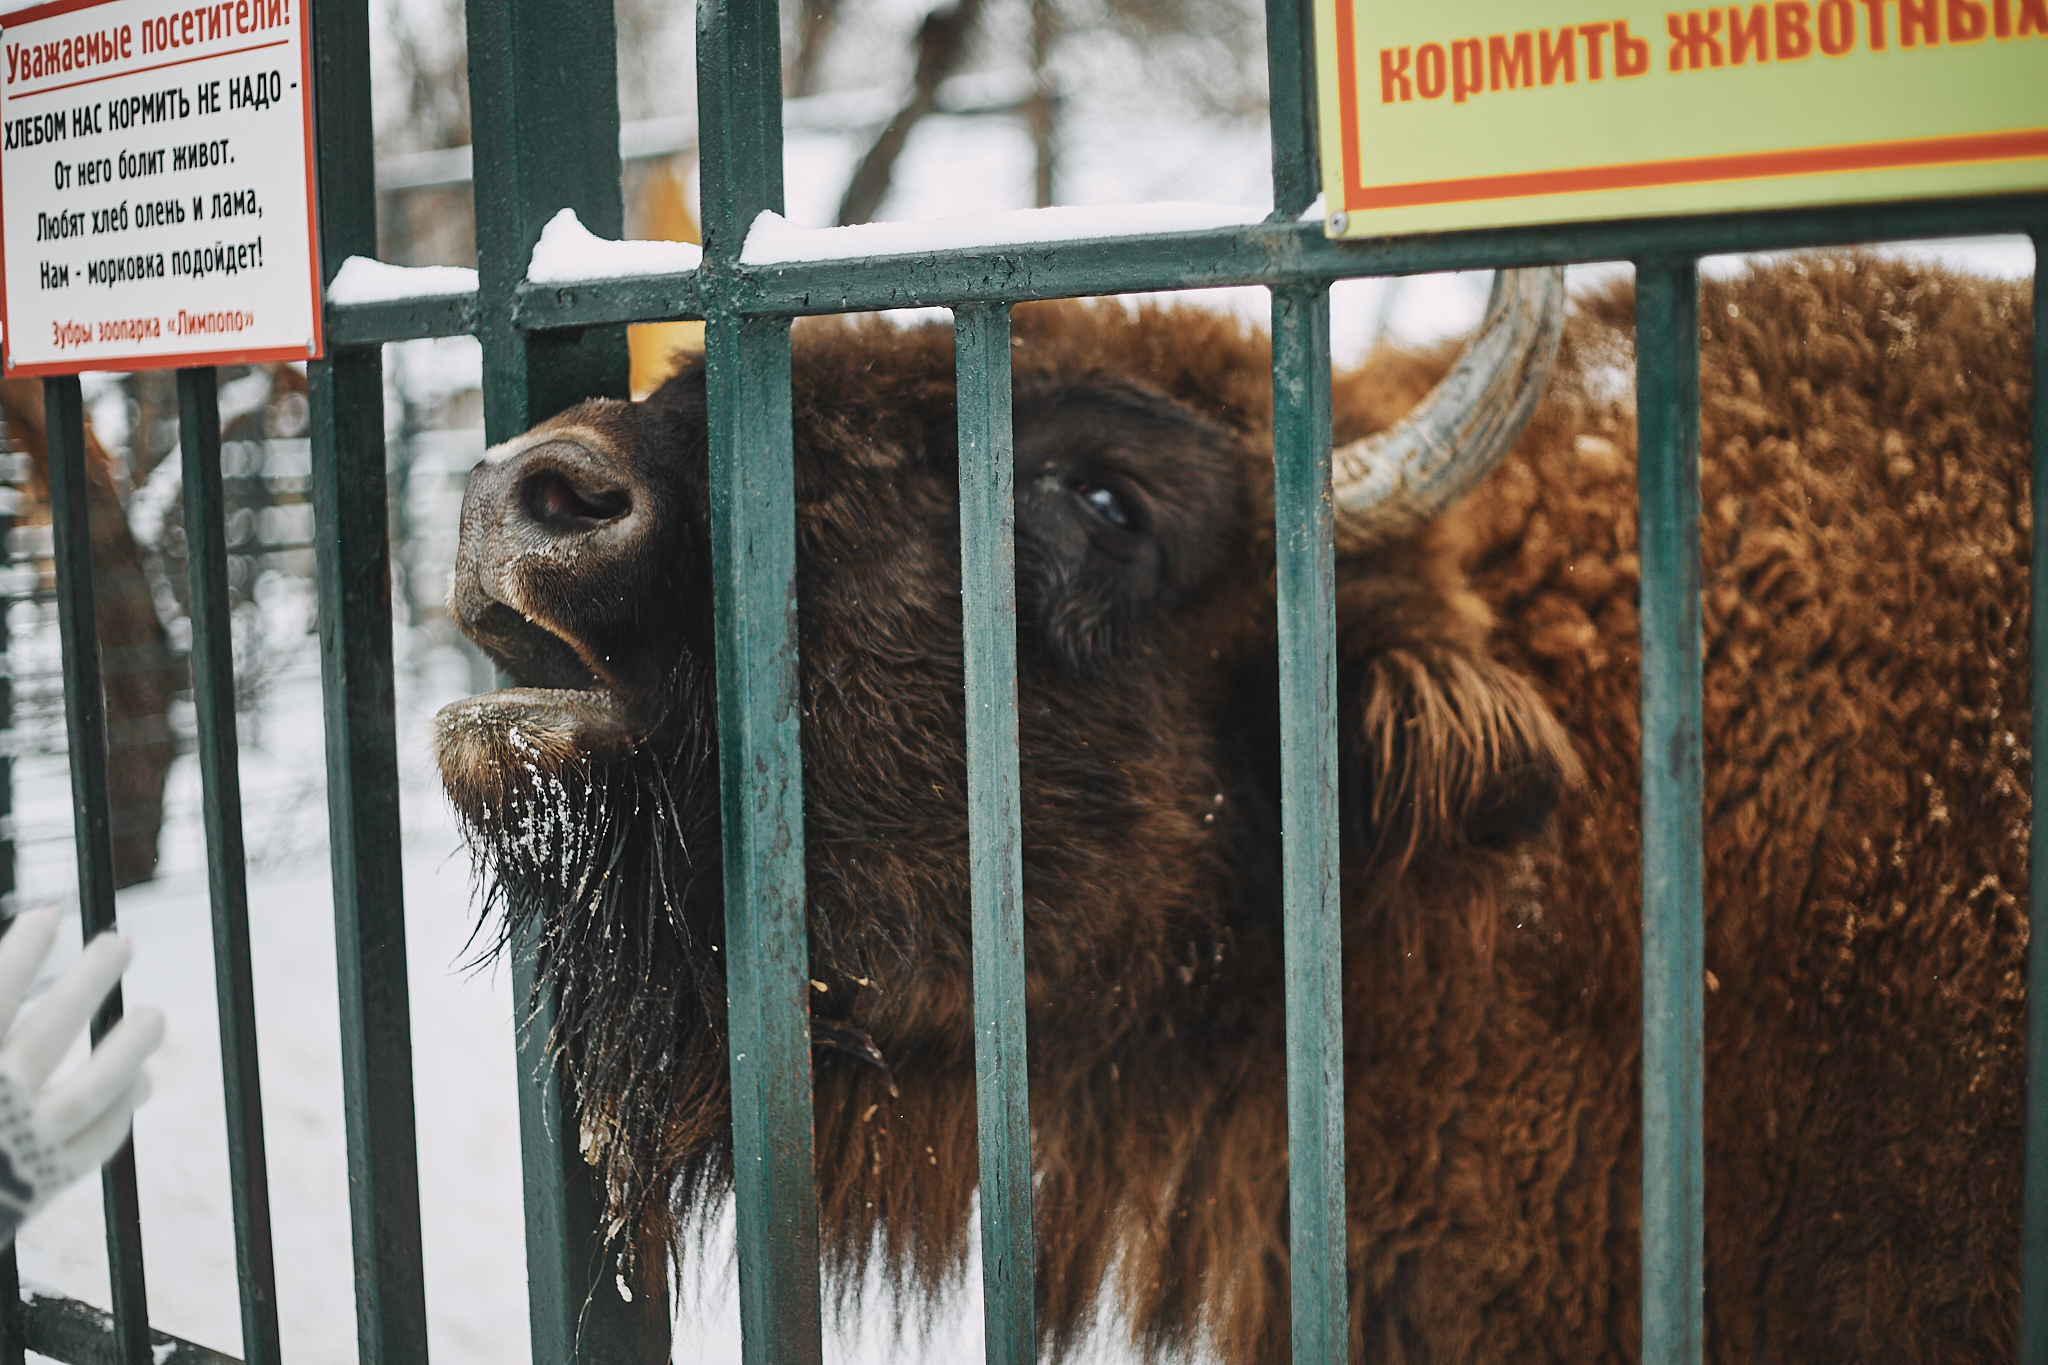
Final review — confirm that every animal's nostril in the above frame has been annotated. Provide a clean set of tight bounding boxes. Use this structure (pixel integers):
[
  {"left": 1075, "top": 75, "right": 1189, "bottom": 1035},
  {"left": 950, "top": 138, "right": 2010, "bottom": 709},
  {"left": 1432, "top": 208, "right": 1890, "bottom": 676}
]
[{"left": 522, "top": 469, "right": 631, "bottom": 530}]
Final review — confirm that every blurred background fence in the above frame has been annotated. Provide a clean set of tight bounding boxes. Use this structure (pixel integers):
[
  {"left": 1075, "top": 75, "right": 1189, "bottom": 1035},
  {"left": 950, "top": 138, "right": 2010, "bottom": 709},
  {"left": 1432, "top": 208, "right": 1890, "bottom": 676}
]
[{"left": 0, "top": 359, "right": 488, "bottom": 911}]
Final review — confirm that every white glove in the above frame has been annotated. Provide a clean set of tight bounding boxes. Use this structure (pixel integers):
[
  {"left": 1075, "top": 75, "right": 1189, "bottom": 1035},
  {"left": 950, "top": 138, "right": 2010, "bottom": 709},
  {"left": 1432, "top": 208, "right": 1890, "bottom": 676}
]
[{"left": 0, "top": 909, "right": 163, "bottom": 1246}]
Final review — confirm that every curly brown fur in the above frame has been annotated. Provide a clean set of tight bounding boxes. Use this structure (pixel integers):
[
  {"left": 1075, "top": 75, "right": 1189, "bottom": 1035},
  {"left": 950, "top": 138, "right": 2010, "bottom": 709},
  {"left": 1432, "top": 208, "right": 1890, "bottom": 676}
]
[
  {"left": 1453, "top": 253, "right": 2031, "bottom": 1362},
  {"left": 438, "top": 255, "right": 2031, "bottom": 1362}
]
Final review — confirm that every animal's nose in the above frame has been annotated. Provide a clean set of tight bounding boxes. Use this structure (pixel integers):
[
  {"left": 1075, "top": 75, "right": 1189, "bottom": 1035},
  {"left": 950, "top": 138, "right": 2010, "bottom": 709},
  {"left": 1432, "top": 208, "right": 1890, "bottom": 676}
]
[
  {"left": 450, "top": 424, "right": 655, "bottom": 688},
  {"left": 482, "top": 437, "right": 638, "bottom": 545},
  {"left": 519, "top": 460, "right": 632, "bottom": 533}
]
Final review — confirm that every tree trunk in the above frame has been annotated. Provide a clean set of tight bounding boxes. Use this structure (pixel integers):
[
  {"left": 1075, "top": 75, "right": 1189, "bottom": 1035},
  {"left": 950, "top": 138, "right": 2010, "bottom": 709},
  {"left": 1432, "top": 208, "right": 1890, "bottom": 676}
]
[
  {"left": 1, "top": 380, "right": 178, "bottom": 888},
  {"left": 1028, "top": 0, "right": 1058, "bottom": 207}
]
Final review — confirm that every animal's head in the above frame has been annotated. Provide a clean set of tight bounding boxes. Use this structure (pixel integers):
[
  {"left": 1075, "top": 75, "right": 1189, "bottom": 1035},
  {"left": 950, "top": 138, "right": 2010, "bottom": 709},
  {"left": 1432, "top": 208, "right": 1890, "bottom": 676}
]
[{"left": 433, "top": 273, "right": 1579, "bottom": 1287}]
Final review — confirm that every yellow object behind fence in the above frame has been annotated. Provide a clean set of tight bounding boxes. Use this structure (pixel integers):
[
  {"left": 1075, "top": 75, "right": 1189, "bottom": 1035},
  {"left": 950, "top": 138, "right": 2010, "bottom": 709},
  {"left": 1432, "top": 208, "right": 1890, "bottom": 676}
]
[{"left": 628, "top": 154, "right": 706, "bottom": 397}]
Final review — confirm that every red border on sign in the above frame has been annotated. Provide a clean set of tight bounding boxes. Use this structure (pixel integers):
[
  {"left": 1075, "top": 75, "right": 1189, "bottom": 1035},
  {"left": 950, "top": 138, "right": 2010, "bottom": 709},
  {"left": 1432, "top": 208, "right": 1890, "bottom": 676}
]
[
  {"left": 7, "top": 341, "right": 320, "bottom": 375},
  {"left": 1331, "top": 0, "right": 2048, "bottom": 213},
  {"left": 297, "top": 0, "right": 319, "bottom": 362},
  {"left": 0, "top": 0, "right": 324, "bottom": 376},
  {"left": 1, "top": 0, "right": 138, "bottom": 26}
]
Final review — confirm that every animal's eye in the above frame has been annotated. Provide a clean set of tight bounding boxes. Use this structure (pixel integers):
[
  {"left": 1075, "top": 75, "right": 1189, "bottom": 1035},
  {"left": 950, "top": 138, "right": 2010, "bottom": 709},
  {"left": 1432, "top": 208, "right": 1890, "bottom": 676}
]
[{"left": 1071, "top": 480, "right": 1134, "bottom": 530}]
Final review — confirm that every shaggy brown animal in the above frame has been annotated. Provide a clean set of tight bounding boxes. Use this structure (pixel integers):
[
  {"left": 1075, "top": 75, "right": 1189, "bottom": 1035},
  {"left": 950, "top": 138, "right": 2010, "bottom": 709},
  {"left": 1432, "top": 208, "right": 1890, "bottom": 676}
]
[{"left": 435, "top": 253, "right": 2032, "bottom": 1363}]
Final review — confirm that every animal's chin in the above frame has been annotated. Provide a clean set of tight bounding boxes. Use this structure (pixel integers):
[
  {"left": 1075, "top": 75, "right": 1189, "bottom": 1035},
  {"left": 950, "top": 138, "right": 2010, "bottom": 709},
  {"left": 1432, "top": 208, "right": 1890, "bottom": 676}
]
[{"left": 432, "top": 686, "right": 633, "bottom": 820}]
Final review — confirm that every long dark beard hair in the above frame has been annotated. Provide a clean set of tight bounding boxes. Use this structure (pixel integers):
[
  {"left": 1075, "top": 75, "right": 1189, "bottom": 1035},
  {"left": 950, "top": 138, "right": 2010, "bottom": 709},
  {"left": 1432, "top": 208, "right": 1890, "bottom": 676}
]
[{"left": 451, "top": 682, "right": 731, "bottom": 1278}]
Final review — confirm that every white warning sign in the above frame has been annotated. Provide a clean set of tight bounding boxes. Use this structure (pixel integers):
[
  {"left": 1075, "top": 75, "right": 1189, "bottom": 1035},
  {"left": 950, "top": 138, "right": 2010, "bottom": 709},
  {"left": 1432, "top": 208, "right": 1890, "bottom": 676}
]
[{"left": 0, "top": 0, "right": 320, "bottom": 375}]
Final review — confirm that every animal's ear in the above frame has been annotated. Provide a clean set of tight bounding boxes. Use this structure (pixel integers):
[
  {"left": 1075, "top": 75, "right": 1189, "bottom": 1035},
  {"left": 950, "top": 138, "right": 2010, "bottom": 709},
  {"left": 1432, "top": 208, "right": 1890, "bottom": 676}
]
[{"left": 1341, "top": 641, "right": 1581, "bottom": 870}]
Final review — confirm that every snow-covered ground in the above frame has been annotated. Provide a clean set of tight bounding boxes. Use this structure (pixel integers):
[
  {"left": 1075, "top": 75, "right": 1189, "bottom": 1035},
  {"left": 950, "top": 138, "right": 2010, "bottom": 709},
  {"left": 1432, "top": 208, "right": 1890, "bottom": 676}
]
[
  {"left": 11, "top": 610, "right": 537, "bottom": 1360},
  {"left": 9, "top": 606, "right": 1115, "bottom": 1365}
]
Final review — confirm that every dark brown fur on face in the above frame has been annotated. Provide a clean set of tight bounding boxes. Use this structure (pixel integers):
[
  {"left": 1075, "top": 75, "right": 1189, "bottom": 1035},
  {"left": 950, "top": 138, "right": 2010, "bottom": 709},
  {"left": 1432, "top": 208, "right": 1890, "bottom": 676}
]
[{"left": 437, "top": 255, "right": 2031, "bottom": 1363}]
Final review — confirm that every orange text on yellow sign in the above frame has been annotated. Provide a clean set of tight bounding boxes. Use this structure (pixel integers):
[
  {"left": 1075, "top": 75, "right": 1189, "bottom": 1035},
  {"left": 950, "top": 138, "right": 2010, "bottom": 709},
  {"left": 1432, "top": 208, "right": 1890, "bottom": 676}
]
[{"left": 1315, "top": 0, "right": 2048, "bottom": 235}]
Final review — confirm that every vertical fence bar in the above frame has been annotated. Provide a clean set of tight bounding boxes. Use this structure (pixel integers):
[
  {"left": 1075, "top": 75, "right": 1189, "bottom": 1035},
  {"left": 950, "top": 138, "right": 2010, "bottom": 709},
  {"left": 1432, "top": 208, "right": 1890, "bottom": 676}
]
[
  {"left": 46, "top": 378, "right": 150, "bottom": 1365},
  {"left": 704, "top": 310, "right": 821, "bottom": 1365},
  {"left": 505, "top": 935, "right": 672, "bottom": 1361},
  {"left": 0, "top": 449, "right": 15, "bottom": 914},
  {"left": 1271, "top": 283, "right": 1346, "bottom": 1365},
  {"left": 2022, "top": 227, "right": 2048, "bottom": 1362},
  {"left": 1265, "top": 0, "right": 1344, "bottom": 1344},
  {"left": 311, "top": 6, "right": 429, "bottom": 1352},
  {"left": 954, "top": 302, "right": 1037, "bottom": 1364},
  {"left": 0, "top": 1198, "right": 13, "bottom": 1361},
  {"left": 1633, "top": 255, "right": 1706, "bottom": 1365},
  {"left": 697, "top": 0, "right": 823, "bottom": 1360},
  {"left": 466, "top": 0, "right": 631, "bottom": 439},
  {"left": 0, "top": 1245, "right": 16, "bottom": 1365},
  {"left": 178, "top": 368, "right": 285, "bottom": 1365},
  {"left": 309, "top": 357, "right": 430, "bottom": 1365},
  {"left": 310, "top": 0, "right": 430, "bottom": 1353},
  {"left": 0, "top": 440, "right": 19, "bottom": 1365},
  {"left": 1263, "top": 0, "right": 1319, "bottom": 219},
  {"left": 463, "top": 0, "right": 665, "bottom": 1356},
  {"left": 311, "top": 0, "right": 375, "bottom": 264},
  {"left": 696, "top": 0, "right": 785, "bottom": 263}
]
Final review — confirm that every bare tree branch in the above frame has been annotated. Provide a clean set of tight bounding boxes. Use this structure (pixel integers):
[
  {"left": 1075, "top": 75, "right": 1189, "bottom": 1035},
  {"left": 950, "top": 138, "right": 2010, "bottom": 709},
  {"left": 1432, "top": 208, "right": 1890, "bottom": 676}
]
[
  {"left": 788, "top": 0, "right": 841, "bottom": 98},
  {"left": 835, "top": 0, "right": 989, "bottom": 226}
]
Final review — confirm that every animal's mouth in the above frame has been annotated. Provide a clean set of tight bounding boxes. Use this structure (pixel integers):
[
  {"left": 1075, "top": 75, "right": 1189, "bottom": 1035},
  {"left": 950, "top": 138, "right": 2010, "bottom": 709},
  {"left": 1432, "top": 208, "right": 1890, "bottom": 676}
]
[
  {"left": 435, "top": 684, "right": 631, "bottom": 785},
  {"left": 455, "top": 592, "right": 607, "bottom": 690},
  {"left": 435, "top": 409, "right": 673, "bottom": 815},
  {"left": 433, "top": 589, "right": 635, "bottom": 815}
]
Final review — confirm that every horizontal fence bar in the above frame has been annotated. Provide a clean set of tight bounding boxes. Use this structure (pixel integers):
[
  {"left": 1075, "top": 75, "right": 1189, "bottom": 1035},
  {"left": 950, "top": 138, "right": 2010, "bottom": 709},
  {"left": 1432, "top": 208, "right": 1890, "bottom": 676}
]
[
  {"left": 504, "top": 191, "right": 2048, "bottom": 330},
  {"left": 331, "top": 192, "right": 2048, "bottom": 344},
  {"left": 325, "top": 295, "right": 480, "bottom": 347},
  {"left": 514, "top": 276, "right": 703, "bottom": 332},
  {"left": 18, "top": 1292, "right": 237, "bottom": 1365}
]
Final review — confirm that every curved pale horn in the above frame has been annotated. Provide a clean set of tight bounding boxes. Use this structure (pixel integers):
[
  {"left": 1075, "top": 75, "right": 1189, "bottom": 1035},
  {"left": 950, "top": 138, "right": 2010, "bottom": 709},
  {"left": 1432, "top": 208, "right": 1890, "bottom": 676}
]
[{"left": 1331, "top": 265, "right": 1568, "bottom": 535}]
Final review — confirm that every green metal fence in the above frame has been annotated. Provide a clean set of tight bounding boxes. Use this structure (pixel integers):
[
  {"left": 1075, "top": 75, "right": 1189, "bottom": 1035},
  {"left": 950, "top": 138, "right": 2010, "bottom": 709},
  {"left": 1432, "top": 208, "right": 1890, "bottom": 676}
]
[{"left": 1, "top": 0, "right": 2043, "bottom": 1358}]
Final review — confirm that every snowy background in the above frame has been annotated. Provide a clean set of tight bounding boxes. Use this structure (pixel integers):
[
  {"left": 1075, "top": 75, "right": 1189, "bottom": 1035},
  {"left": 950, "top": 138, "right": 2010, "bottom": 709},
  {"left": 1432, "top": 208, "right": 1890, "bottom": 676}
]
[{"left": 5, "top": 0, "right": 2036, "bottom": 1355}]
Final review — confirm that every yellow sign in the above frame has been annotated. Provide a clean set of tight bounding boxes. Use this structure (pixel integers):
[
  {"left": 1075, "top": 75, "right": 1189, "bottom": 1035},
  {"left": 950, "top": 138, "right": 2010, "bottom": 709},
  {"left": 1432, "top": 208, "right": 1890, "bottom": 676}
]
[{"left": 1315, "top": 0, "right": 2048, "bottom": 236}]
